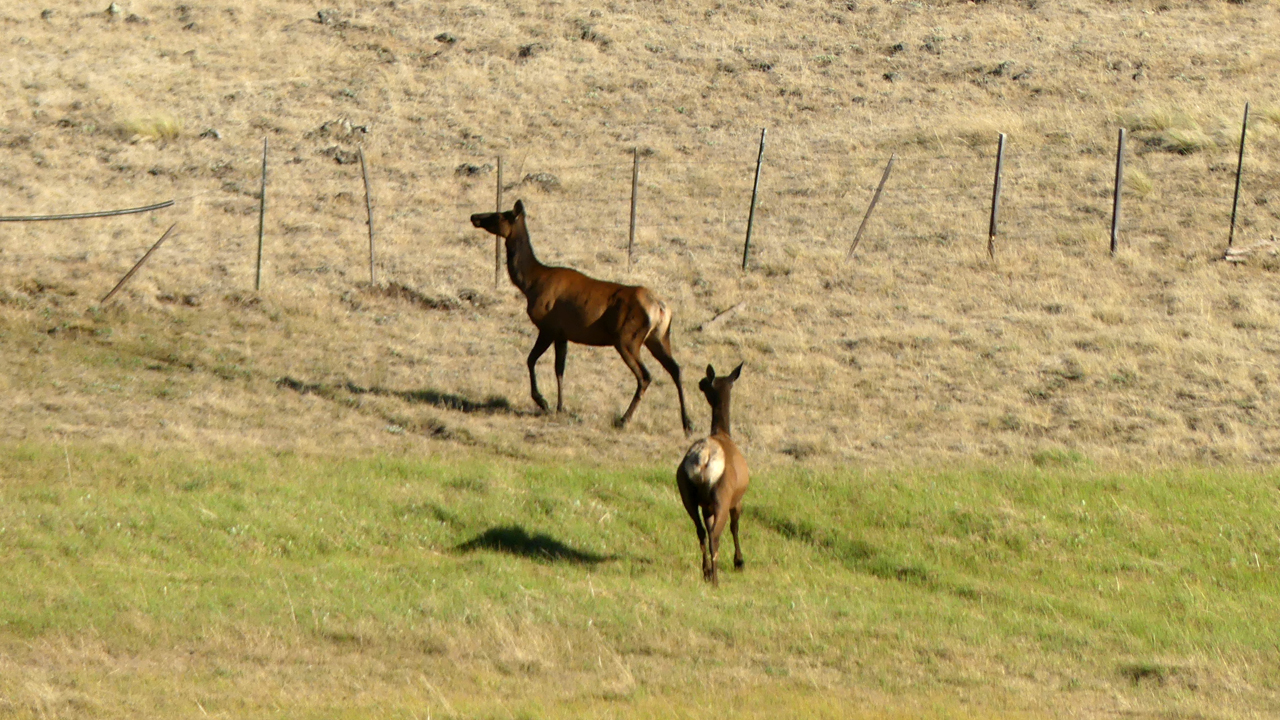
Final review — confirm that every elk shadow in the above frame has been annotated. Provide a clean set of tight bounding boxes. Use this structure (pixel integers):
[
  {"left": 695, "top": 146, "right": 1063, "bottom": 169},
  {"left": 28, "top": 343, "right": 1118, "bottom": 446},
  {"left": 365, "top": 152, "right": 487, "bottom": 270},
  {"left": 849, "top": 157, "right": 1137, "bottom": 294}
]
[
  {"left": 455, "top": 525, "right": 616, "bottom": 565},
  {"left": 275, "top": 376, "right": 525, "bottom": 415}
]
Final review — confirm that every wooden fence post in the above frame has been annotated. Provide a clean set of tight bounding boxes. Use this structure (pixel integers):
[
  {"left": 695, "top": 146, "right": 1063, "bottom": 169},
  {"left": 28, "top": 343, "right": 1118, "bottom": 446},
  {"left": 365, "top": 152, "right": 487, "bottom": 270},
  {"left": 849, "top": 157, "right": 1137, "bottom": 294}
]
[
  {"left": 742, "top": 127, "right": 766, "bottom": 271},
  {"left": 1110, "top": 128, "right": 1125, "bottom": 257},
  {"left": 988, "top": 133, "right": 1007, "bottom": 261},
  {"left": 628, "top": 147, "right": 639, "bottom": 269},
  {"left": 495, "top": 156, "right": 503, "bottom": 288},
  {"left": 101, "top": 224, "right": 178, "bottom": 305},
  {"left": 358, "top": 146, "right": 376, "bottom": 285},
  {"left": 255, "top": 138, "right": 267, "bottom": 291},
  {"left": 846, "top": 154, "right": 895, "bottom": 260},
  {"left": 1228, "top": 102, "right": 1250, "bottom": 249}
]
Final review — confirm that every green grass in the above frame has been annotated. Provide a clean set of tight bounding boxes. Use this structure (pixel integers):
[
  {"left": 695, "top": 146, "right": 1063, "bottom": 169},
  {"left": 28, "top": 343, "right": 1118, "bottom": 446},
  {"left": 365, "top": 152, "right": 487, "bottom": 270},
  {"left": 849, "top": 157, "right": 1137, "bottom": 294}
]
[{"left": 1, "top": 444, "right": 1278, "bottom": 718}]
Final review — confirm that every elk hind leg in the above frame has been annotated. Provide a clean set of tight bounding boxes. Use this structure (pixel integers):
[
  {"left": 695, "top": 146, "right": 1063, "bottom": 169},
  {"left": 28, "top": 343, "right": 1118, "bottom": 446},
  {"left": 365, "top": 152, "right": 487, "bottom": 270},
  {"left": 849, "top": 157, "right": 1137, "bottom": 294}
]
[
  {"left": 553, "top": 339, "right": 568, "bottom": 413},
  {"left": 678, "top": 478, "right": 709, "bottom": 578},
  {"left": 730, "top": 505, "right": 745, "bottom": 570},
  {"left": 702, "top": 506, "right": 718, "bottom": 584},
  {"left": 645, "top": 332, "right": 693, "bottom": 435}
]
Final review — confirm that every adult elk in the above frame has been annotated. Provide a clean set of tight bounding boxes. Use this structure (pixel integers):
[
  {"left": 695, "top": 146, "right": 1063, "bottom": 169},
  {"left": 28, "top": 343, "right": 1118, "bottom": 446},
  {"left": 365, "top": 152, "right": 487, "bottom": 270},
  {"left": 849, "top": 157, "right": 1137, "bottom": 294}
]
[
  {"left": 470, "top": 200, "right": 693, "bottom": 434},
  {"left": 676, "top": 363, "right": 748, "bottom": 585}
]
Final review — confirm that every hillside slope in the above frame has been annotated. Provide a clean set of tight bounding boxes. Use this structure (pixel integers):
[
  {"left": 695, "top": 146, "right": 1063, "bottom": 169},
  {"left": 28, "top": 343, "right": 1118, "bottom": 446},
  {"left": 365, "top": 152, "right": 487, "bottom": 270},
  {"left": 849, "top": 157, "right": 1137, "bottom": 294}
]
[{"left": 2, "top": 0, "right": 1279, "bottom": 465}]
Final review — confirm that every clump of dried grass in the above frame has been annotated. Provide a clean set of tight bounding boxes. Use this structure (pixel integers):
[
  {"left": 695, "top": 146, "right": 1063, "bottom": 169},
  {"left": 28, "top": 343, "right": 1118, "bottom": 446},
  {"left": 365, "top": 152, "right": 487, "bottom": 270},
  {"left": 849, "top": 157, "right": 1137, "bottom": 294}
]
[{"left": 118, "top": 114, "right": 182, "bottom": 141}]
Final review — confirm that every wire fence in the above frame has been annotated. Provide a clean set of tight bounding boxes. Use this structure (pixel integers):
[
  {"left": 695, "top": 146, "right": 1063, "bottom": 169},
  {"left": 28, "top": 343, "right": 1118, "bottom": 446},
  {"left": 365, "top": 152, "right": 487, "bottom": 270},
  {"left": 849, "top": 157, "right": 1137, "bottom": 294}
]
[{"left": 1, "top": 110, "right": 1275, "bottom": 299}]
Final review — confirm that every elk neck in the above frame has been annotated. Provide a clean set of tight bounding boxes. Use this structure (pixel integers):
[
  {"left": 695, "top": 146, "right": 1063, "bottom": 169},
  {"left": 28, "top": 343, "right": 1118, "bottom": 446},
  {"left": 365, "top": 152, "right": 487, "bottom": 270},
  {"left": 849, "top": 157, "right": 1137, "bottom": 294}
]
[
  {"left": 709, "top": 389, "right": 732, "bottom": 437},
  {"left": 504, "top": 215, "right": 546, "bottom": 294}
]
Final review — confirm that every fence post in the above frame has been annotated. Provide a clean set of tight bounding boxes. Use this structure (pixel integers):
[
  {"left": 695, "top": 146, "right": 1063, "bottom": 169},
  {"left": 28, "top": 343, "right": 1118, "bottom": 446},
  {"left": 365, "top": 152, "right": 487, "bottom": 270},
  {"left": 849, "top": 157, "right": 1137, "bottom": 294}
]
[
  {"left": 628, "top": 147, "right": 639, "bottom": 269},
  {"left": 495, "top": 156, "right": 503, "bottom": 288},
  {"left": 255, "top": 137, "right": 267, "bottom": 291},
  {"left": 742, "top": 127, "right": 766, "bottom": 271},
  {"left": 846, "top": 154, "right": 895, "bottom": 260},
  {"left": 988, "top": 133, "right": 1007, "bottom": 262},
  {"left": 1110, "top": 128, "right": 1125, "bottom": 257},
  {"left": 101, "top": 224, "right": 178, "bottom": 305},
  {"left": 1228, "top": 102, "right": 1250, "bottom": 249},
  {"left": 358, "top": 146, "right": 376, "bottom": 285}
]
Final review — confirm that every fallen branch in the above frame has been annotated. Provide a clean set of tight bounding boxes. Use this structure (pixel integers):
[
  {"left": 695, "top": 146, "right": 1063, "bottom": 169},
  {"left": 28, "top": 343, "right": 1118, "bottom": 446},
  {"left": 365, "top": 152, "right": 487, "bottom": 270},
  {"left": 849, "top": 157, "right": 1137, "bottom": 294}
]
[
  {"left": 698, "top": 302, "right": 746, "bottom": 332},
  {"left": 100, "top": 224, "right": 178, "bottom": 305},
  {"left": 1222, "top": 235, "right": 1278, "bottom": 263}
]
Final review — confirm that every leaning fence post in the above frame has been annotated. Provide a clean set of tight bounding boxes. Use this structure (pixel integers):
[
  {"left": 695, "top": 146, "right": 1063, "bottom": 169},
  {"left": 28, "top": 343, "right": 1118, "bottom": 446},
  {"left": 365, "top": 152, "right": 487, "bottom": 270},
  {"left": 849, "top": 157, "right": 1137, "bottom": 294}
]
[
  {"left": 988, "top": 133, "right": 1007, "bottom": 262},
  {"left": 742, "top": 127, "right": 767, "bottom": 272},
  {"left": 1228, "top": 102, "right": 1250, "bottom": 249},
  {"left": 628, "top": 147, "right": 639, "bottom": 269},
  {"left": 1110, "top": 128, "right": 1125, "bottom": 257},
  {"left": 255, "top": 138, "right": 267, "bottom": 291},
  {"left": 494, "top": 156, "right": 503, "bottom": 288},
  {"left": 358, "top": 146, "right": 376, "bottom": 285},
  {"left": 846, "top": 154, "right": 895, "bottom": 260},
  {"left": 101, "top": 224, "right": 178, "bottom": 305}
]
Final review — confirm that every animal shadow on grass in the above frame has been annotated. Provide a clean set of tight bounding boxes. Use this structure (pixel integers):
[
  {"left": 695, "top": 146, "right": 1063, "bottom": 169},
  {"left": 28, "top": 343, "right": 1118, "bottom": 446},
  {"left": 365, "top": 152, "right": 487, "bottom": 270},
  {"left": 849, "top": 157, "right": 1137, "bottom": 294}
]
[
  {"left": 275, "top": 376, "right": 528, "bottom": 416},
  {"left": 455, "top": 525, "right": 617, "bottom": 565}
]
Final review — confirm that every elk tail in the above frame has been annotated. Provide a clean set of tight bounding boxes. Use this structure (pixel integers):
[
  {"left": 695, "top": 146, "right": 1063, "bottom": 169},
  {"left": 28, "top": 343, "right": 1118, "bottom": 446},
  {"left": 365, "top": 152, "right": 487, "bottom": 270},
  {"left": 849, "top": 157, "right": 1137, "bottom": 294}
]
[
  {"left": 645, "top": 297, "right": 672, "bottom": 345},
  {"left": 680, "top": 438, "right": 726, "bottom": 488}
]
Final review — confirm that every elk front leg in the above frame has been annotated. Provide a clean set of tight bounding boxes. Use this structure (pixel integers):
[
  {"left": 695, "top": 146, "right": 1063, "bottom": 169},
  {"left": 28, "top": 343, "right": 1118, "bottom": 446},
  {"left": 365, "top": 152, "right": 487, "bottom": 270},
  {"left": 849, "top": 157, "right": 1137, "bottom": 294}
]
[
  {"left": 553, "top": 338, "right": 568, "bottom": 413},
  {"left": 527, "top": 332, "right": 553, "bottom": 413}
]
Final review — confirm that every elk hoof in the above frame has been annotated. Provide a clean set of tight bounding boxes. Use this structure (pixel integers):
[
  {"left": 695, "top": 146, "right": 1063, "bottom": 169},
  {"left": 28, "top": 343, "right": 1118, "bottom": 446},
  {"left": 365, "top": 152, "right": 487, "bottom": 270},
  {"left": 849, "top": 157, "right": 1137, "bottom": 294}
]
[{"left": 734, "top": 557, "right": 745, "bottom": 570}]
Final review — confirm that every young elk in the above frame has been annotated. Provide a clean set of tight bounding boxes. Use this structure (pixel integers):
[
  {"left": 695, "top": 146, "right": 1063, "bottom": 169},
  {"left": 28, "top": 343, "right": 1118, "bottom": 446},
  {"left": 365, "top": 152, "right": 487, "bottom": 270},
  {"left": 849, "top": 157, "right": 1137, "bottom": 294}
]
[
  {"left": 676, "top": 363, "right": 748, "bottom": 585},
  {"left": 470, "top": 200, "right": 693, "bottom": 434}
]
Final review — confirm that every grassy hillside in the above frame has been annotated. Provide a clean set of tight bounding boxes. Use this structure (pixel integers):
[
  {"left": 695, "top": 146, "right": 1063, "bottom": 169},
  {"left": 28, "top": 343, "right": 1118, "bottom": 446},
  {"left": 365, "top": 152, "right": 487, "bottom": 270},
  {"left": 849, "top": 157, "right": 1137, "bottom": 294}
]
[
  {"left": 1, "top": 444, "right": 1277, "bottom": 718},
  {"left": 0, "top": 0, "right": 1278, "bottom": 465}
]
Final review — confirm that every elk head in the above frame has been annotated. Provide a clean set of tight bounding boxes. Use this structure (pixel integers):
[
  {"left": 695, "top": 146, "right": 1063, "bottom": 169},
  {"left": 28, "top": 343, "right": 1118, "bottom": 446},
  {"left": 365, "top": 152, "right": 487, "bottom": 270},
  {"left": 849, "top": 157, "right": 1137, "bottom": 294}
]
[
  {"left": 700, "top": 362, "right": 742, "bottom": 395},
  {"left": 469, "top": 199, "right": 526, "bottom": 239}
]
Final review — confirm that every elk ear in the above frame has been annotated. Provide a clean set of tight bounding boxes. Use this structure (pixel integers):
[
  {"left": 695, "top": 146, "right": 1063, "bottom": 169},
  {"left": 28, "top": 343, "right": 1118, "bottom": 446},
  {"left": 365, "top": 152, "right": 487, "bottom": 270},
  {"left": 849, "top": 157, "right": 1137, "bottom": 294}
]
[
  {"left": 728, "top": 362, "right": 743, "bottom": 381},
  {"left": 513, "top": 199, "right": 525, "bottom": 216},
  {"left": 705, "top": 364, "right": 716, "bottom": 380}
]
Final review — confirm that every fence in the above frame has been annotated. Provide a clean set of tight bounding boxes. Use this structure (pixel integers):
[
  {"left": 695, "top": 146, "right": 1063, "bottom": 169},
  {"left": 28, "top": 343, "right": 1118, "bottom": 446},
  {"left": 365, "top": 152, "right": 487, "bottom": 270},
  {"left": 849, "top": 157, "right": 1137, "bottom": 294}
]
[{"left": 0, "top": 105, "right": 1273, "bottom": 303}]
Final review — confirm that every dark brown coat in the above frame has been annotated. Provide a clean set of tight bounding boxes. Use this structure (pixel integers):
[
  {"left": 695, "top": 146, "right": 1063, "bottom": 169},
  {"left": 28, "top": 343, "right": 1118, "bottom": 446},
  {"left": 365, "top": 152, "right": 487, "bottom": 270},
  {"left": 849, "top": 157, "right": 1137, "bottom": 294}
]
[{"left": 471, "top": 200, "right": 692, "bottom": 433}]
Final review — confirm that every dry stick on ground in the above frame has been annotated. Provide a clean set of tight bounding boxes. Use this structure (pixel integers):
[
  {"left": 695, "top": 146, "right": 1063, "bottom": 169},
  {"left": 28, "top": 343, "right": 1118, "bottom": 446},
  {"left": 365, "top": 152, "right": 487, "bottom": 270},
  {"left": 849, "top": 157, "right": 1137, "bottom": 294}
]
[
  {"left": 697, "top": 302, "right": 747, "bottom": 332},
  {"left": 1227, "top": 102, "right": 1250, "bottom": 251},
  {"left": 495, "top": 156, "right": 503, "bottom": 288},
  {"left": 0, "top": 200, "right": 174, "bottom": 223},
  {"left": 359, "top": 146, "right": 376, "bottom": 285},
  {"left": 255, "top": 138, "right": 267, "bottom": 291},
  {"left": 846, "top": 154, "right": 895, "bottom": 260},
  {"left": 100, "top": 224, "right": 178, "bottom": 305},
  {"left": 988, "top": 133, "right": 1007, "bottom": 262},
  {"left": 1223, "top": 235, "right": 1278, "bottom": 263},
  {"left": 741, "top": 127, "right": 766, "bottom": 272},
  {"left": 1110, "top": 128, "right": 1125, "bottom": 257},
  {"left": 628, "top": 147, "right": 639, "bottom": 269}
]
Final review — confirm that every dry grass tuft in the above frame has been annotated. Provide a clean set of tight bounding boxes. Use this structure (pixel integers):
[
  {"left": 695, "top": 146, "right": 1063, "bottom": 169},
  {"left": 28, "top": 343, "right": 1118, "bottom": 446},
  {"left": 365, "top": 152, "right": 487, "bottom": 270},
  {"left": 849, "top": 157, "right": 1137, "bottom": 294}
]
[
  {"left": 118, "top": 114, "right": 182, "bottom": 142},
  {"left": 1124, "top": 169, "right": 1154, "bottom": 197}
]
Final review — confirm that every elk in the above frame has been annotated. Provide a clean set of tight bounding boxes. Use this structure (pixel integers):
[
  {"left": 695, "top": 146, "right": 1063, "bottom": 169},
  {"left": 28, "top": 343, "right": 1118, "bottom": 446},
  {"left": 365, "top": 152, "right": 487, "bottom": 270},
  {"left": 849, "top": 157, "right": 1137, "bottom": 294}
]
[
  {"left": 469, "top": 200, "right": 693, "bottom": 434},
  {"left": 676, "top": 363, "right": 748, "bottom": 585}
]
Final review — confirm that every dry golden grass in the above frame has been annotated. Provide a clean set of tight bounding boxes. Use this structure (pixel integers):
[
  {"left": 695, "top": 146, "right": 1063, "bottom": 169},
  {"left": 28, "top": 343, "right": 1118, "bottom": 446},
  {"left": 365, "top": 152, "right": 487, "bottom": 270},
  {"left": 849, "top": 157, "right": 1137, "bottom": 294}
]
[{"left": 1, "top": 0, "right": 1279, "bottom": 471}]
